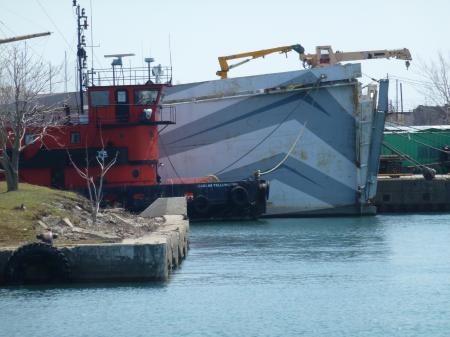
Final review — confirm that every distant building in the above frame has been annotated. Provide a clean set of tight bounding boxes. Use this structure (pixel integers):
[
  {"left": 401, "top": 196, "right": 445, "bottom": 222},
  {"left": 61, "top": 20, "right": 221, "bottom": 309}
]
[{"left": 386, "top": 105, "right": 450, "bottom": 126}]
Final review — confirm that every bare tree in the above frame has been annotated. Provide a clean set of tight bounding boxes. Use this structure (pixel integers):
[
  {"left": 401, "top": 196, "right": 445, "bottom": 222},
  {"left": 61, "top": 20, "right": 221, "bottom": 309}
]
[
  {"left": 68, "top": 136, "right": 118, "bottom": 224},
  {"left": 418, "top": 53, "right": 450, "bottom": 124},
  {"left": 0, "top": 45, "right": 61, "bottom": 191}
]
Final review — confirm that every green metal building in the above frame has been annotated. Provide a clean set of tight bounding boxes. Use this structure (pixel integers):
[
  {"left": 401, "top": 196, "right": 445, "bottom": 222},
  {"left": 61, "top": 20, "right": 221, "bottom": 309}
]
[{"left": 382, "top": 126, "right": 450, "bottom": 174}]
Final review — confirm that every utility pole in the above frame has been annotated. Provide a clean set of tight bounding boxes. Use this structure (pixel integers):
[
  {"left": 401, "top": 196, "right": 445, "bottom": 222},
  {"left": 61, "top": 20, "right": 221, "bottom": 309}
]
[
  {"left": 400, "top": 82, "right": 404, "bottom": 114},
  {"left": 396, "top": 79, "right": 399, "bottom": 113},
  {"left": 73, "top": 0, "right": 88, "bottom": 114}
]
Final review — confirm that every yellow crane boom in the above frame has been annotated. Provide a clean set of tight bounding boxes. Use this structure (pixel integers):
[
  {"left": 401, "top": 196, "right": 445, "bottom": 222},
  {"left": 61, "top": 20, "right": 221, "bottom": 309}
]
[
  {"left": 216, "top": 44, "right": 412, "bottom": 79},
  {"left": 216, "top": 44, "right": 305, "bottom": 79}
]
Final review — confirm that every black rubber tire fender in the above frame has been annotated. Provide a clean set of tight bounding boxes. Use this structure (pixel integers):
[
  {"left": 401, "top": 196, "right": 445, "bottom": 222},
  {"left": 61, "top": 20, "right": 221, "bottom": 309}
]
[
  {"left": 230, "top": 185, "right": 249, "bottom": 207},
  {"left": 422, "top": 167, "right": 436, "bottom": 181},
  {"left": 260, "top": 181, "right": 270, "bottom": 200},
  {"left": 4, "top": 243, "right": 71, "bottom": 285},
  {"left": 193, "top": 195, "right": 210, "bottom": 214}
]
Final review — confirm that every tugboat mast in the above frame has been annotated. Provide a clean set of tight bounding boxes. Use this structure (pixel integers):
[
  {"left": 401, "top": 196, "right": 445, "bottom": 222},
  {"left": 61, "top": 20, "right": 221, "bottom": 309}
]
[{"left": 73, "top": 0, "right": 88, "bottom": 114}]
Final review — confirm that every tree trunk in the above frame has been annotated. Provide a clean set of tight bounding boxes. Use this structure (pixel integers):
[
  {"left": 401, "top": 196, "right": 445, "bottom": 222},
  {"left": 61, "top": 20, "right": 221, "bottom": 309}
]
[
  {"left": 6, "top": 168, "right": 19, "bottom": 191},
  {"left": 1, "top": 158, "right": 19, "bottom": 191},
  {"left": 1, "top": 148, "right": 20, "bottom": 191}
]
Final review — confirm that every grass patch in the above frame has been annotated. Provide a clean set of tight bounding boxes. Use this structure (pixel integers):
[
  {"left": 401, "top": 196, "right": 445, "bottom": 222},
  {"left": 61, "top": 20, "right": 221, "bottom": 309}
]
[{"left": 0, "top": 182, "right": 83, "bottom": 247}]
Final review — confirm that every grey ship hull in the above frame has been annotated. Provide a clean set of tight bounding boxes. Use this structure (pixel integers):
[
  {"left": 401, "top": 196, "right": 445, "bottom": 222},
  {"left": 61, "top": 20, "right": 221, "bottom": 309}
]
[{"left": 159, "top": 63, "right": 387, "bottom": 216}]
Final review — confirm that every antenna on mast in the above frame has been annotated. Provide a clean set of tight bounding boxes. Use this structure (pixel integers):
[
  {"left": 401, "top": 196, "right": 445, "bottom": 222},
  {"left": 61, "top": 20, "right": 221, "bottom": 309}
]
[
  {"left": 83, "top": 0, "right": 100, "bottom": 87},
  {"left": 169, "top": 34, "right": 173, "bottom": 84},
  {"left": 73, "top": 0, "right": 88, "bottom": 114},
  {"left": 89, "top": 0, "right": 95, "bottom": 86},
  {"left": 64, "top": 51, "right": 68, "bottom": 92}
]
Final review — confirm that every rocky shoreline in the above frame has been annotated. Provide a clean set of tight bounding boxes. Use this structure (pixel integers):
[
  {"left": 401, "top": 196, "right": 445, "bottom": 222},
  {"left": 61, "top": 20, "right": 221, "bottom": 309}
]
[{"left": 35, "top": 199, "right": 165, "bottom": 244}]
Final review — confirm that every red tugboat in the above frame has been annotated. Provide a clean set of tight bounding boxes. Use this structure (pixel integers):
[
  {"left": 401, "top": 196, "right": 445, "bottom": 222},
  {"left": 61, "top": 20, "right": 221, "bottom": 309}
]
[
  {"left": 13, "top": 60, "right": 269, "bottom": 219},
  {"left": 3, "top": 3, "right": 268, "bottom": 220}
]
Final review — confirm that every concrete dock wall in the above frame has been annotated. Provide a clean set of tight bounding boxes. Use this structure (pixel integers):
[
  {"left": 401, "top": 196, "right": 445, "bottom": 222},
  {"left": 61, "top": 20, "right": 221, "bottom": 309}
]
[
  {"left": 375, "top": 176, "right": 450, "bottom": 212},
  {"left": 62, "top": 242, "right": 168, "bottom": 282},
  {"left": 0, "top": 198, "right": 189, "bottom": 284},
  {"left": 64, "top": 215, "right": 188, "bottom": 282}
]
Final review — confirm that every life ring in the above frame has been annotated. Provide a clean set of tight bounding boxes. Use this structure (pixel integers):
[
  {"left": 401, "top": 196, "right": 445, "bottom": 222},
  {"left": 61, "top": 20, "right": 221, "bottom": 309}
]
[
  {"left": 4, "top": 243, "right": 71, "bottom": 285},
  {"left": 230, "top": 186, "right": 249, "bottom": 207},
  {"left": 193, "top": 195, "right": 210, "bottom": 214}
]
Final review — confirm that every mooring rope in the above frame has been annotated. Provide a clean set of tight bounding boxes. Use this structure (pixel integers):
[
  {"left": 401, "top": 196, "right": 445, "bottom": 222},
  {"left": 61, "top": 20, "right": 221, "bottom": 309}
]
[{"left": 259, "top": 122, "right": 307, "bottom": 176}]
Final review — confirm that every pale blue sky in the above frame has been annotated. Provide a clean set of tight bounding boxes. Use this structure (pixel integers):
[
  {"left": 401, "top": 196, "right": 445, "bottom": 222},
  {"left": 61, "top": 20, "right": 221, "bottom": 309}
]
[{"left": 1, "top": 0, "right": 449, "bottom": 110}]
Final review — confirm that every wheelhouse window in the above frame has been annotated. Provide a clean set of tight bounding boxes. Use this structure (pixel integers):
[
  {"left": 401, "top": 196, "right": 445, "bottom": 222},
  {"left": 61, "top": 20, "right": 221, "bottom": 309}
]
[
  {"left": 117, "top": 90, "right": 127, "bottom": 103},
  {"left": 134, "top": 90, "right": 158, "bottom": 105},
  {"left": 24, "top": 134, "right": 36, "bottom": 145},
  {"left": 90, "top": 90, "right": 109, "bottom": 107},
  {"left": 70, "top": 132, "right": 81, "bottom": 144}
]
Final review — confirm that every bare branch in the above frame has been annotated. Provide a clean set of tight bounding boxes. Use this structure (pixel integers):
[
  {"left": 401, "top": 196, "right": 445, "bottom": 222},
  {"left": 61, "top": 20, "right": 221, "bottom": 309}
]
[
  {"left": 67, "top": 134, "right": 118, "bottom": 225},
  {"left": 0, "top": 44, "right": 63, "bottom": 191},
  {"left": 417, "top": 52, "right": 450, "bottom": 107}
]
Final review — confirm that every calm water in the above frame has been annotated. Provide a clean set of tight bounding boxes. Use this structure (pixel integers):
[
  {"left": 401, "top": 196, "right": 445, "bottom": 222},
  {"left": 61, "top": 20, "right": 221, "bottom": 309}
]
[{"left": 1, "top": 214, "right": 450, "bottom": 336}]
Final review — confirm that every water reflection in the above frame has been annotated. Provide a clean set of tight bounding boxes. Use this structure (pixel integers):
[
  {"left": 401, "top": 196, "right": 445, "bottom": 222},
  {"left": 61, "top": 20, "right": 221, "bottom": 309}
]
[
  {"left": 191, "top": 217, "right": 389, "bottom": 262},
  {"left": 2, "top": 215, "right": 450, "bottom": 337}
]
